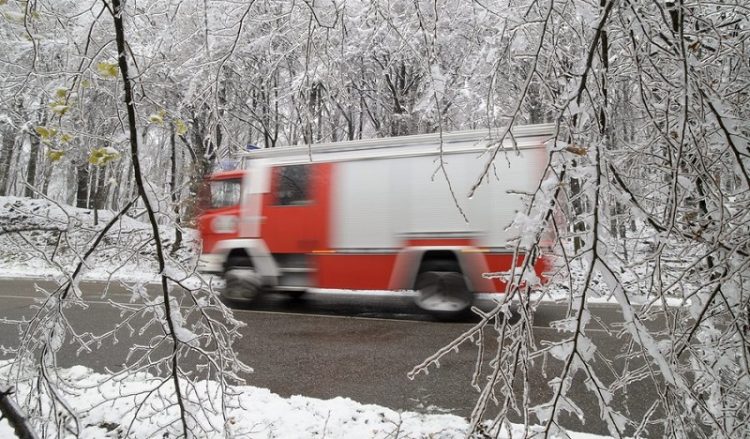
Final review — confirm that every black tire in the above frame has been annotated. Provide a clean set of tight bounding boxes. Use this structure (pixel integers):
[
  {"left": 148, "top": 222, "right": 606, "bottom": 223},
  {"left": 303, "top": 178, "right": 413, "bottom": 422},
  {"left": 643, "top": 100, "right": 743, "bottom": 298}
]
[
  {"left": 414, "top": 260, "right": 473, "bottom": 319},
  {"left": 222, "top": 257, "right": 262, "bottom": 304}
]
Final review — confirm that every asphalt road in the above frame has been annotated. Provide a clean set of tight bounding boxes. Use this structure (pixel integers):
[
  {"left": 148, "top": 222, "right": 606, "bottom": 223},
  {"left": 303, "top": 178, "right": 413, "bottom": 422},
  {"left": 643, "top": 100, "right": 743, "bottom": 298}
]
[{"left": 0, "top": 277, "right": 662, "bottom": 436}]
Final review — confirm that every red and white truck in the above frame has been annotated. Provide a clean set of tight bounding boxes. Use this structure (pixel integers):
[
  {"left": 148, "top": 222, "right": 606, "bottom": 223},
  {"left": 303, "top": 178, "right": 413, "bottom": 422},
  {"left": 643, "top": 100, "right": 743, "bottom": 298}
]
[{"left": 197, "top": 124, "right": 553, "bottom": 316}]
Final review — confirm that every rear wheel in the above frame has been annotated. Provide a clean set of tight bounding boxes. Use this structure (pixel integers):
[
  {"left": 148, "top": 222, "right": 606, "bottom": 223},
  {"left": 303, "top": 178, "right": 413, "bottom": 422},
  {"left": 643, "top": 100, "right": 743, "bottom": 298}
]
[
  {"left": 222, "top": 257, "right": 262, "bottom": 303},
  {"left": 414, "top": 260, "right": 473, "bottom": 319}
]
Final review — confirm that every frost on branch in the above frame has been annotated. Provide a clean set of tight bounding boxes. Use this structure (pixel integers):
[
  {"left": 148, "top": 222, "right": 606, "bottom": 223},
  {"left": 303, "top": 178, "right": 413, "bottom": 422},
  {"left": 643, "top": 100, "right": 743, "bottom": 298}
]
[
  {"left": 412, "top": 0, "right": 750, "bottom": 437},
  {"left": 0, "top": 195, "right": 252, "bottom": 437},
  {"left": 0, "top": 2, "right": 252, "bottom": 437}
]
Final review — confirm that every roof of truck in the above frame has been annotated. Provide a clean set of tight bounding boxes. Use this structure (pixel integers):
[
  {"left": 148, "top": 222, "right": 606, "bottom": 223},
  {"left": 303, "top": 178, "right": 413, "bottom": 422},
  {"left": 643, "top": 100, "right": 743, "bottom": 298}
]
[{"left": 238, "top": 124, "right": 556, "bottom": 165}]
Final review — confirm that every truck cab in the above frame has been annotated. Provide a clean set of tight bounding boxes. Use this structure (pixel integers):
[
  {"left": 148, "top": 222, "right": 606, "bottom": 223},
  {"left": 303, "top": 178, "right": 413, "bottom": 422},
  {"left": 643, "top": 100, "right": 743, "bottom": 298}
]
[{"left": 196, "top": 170, "right": 245, "bottom": 273}]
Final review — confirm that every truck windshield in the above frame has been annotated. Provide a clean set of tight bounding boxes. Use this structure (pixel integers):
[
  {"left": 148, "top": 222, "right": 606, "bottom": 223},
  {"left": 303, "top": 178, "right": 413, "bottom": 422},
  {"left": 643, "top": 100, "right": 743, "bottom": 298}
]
[{"left": 208, "top": 179, "right": 241, "bottom": 209}]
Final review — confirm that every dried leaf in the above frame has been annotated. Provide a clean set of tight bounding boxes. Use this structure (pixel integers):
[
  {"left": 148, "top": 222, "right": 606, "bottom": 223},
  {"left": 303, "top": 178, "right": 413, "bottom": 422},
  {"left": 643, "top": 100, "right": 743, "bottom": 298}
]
[
  {"left": 174, "top": 119, "right": 187, "bottom": 136},
  {"left": 50, "top": 103, "right": 69, "bottom": 116},
  {"left": 564, "top": 145, "right": 588, "bottom": 156},
  {"left": 148, "top": 113, "right": 164, "bottom": 126},
  {"left": 89, "top": 147, "right": 120, "bottom": 166},
  {"left": 35, "top": 126, "right": 57, "bottom": 140}
]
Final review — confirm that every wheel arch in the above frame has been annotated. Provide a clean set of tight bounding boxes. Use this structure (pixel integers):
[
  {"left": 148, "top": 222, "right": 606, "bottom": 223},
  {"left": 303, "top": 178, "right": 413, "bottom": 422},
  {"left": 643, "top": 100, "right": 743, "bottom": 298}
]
[
  {"left": 225, "top": 248, "right": 253, "bottom": 268},
  {"left": 388, "top": 246, "right": 495, "bottom": 293},
  {"left": 211, "top": 239, "right": 280, "bottom": 285}
]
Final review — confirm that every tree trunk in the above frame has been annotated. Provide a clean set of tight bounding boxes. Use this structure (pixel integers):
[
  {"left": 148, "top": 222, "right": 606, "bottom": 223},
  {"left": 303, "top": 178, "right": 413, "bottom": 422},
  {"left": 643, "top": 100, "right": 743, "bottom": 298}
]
[
  {"left": 76, "top": 161, "right": 90, "bottom": 209},
  {"left": 24, "top": 133, "right": 40, "bottom": 198},
  {"left": 185, "top": 108, "right": 214, "bottom": 224},
  {"left": 23, "top": 99, "right": 47, "bottom": 198},
  {"left": 41, "top": 163, "right": 53, "bottom": 197},
  {"left": 92, "top": 164, "right": 108, "bottom": 225},
  {"left": 170, "top": 124, "right": 183, "bottom": 255},
  {"left": 0, "top": 123, "right": 14, "bottom": 196},
  {"left": 216, "top": 81, "right": 225, "bottom": 152}
]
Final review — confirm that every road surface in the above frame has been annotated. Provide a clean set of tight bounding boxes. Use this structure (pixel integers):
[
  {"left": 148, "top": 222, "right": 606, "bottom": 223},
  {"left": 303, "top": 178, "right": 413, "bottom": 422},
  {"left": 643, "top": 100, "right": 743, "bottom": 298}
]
[{"left": 0, "top": 277, "right": 660, "bottom": 436}]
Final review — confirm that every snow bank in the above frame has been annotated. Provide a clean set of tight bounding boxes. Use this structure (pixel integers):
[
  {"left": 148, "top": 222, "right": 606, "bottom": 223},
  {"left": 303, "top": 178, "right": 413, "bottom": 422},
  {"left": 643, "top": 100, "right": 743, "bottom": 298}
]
[
  {"left": 0, "top": 196, "right": 199, "bottom": 283},
  {"left": 0, "top": 361, "right": 612, "bottom": 439},
  {"left": 0, "top": 361, "right": 469, "bottom": 438}
]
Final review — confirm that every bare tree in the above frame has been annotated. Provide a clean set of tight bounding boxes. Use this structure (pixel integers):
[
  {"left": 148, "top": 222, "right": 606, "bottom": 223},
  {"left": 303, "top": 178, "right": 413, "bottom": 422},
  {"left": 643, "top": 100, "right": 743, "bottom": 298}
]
[
  {"left": 411, "top": 0, "right": 750, "bottom": 437},
  {"left": 2, "top": 1, "right": 251, "bottom": 436}
]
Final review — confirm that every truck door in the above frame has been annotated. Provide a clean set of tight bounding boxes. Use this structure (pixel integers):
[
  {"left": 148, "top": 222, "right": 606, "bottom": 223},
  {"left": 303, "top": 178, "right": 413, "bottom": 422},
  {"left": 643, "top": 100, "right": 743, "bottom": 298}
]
[{"left": 261, "top": 163, "right": 332, "bottom": 254}]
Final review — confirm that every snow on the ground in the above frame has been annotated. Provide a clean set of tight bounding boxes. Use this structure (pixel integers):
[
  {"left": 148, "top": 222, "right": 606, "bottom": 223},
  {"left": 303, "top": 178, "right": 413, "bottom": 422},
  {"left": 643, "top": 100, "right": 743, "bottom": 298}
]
[
  {"left": 523, "top": 286, "right": 689, "bottom": 308},
  {"left": 0, "top": 361, "right": 611, "bottom": 439}
]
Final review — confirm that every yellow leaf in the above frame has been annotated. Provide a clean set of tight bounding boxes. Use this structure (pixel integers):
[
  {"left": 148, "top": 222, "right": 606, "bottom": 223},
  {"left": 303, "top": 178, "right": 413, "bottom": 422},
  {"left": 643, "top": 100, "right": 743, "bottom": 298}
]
[
  {"left": 59, "top": 133, "right": 73, "bottom": 143},
  {"left": 96, "top": 61, "right": 119, "bottom": 78},
  {"left": 174, "top": 119, "right": 187, "bottom": 136},
  {"left": 0, "top": 0, "right": 7, "bottom": 6},
  {"left": 35, "top": 126, "right": 57, "bottom": 140},
  {"left": 47, "top": 150, "right": 64, "bottom": 162},
  {"left": 148, "top": 113, "right": 164, "bottom": 126},
  {"left": 50, "top": 103, "right": 69, "bottom": 116},
  {"left": 2, "top": 12, "right": 23, "bottom": 22},
  {"left": 81, "top": 79, "right": 91, "bottom": 89},
  {"left": 88, "top": 147, "right": 120, "bottom": 166},
  {"left": 35, "top": 126, "right": 49, "bottom": 138},
  {"left": 55, "top": 87, "right": 68, "bottom": 99}
]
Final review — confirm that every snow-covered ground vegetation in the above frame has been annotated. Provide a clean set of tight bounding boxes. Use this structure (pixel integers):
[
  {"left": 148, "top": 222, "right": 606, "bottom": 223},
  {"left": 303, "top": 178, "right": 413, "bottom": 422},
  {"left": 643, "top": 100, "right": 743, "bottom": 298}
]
[
  {"left": 0, "top": 196, "right": 251, "bottom": 437},
  {"left": 0, "top": 360, "right": 614, "bottom": 439},
  {"left": 0, "top": 196, "right": 198, "bottom": 282},
  {"left": 0, "top": 361, "right": 470, "bottom": 439}
]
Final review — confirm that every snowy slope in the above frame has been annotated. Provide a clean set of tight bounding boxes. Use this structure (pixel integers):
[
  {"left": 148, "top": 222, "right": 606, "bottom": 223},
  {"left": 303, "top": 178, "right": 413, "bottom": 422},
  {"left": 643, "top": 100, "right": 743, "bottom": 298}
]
[{"left": 0, "top": 196, "right": 199, "bottom": 282}]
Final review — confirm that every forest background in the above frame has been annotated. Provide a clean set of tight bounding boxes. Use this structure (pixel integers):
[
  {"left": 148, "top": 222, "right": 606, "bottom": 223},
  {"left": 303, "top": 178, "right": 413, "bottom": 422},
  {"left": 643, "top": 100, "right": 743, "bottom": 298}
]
[{"left": 0, "top": 0, "right": 749, "bottom": 438}]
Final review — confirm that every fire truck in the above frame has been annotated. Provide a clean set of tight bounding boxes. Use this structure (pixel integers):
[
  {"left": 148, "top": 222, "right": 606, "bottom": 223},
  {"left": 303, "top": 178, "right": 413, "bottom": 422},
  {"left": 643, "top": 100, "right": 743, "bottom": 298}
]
[{"left": 197, "top": 124, "right": 553, "bottom": 317}]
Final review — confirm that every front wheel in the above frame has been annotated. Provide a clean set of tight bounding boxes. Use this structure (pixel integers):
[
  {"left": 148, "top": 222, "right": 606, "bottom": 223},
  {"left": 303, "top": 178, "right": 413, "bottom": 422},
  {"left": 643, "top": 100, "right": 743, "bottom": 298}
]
[{"left": 223, "top": 265, "right": 263, "bottom": 303}]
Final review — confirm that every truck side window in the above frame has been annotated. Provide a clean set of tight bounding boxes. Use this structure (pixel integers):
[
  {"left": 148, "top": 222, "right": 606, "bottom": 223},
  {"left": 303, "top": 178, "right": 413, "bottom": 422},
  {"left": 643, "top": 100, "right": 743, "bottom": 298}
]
[{"left": 275, "top": 165, "right": 310, "bottom": 205}]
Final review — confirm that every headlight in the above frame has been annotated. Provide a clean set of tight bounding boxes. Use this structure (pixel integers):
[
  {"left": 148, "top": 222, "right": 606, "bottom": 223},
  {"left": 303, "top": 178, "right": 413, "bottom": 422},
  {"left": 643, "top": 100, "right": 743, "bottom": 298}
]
[{"left": 212, "top": 215, "right": 238, "bottom": 234}]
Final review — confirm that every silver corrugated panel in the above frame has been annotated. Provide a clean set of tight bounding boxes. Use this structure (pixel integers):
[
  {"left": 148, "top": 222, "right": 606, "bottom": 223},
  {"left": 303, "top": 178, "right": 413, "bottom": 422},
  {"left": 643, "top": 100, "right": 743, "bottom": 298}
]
[
  {"left": 332, "top": 158, "right": 399, "bottom": 249},
  {"left": 330, "top": 144, "right": 546, "bottom": 249},
  {"left": 401, "top": 153, "right": 485, "bottom": 236},
  {"left": 482, "top": 149, "right": 543, "bottom": 247}
]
